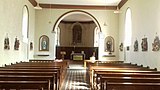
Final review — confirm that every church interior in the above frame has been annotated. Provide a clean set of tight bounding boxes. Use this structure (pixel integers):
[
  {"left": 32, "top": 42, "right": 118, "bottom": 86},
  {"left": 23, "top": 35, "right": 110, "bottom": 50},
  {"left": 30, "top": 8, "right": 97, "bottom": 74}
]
[{"left": 1, "top": 0, "right": 160, "bottom": 90}]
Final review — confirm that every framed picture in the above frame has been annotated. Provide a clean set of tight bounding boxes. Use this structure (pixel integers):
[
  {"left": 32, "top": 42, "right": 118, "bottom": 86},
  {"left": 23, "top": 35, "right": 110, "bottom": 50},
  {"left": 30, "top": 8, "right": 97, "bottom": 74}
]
[
  {"left": 104, "top": 36, "right": 114, "bottom": 54},
  {"left": 39, "top": 35, "right": 49, "bottom": 51}
]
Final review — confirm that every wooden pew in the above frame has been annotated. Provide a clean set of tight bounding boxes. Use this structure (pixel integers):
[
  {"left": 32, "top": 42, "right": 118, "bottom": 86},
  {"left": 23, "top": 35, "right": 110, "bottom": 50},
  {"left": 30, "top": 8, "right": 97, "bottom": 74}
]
[
  {"left": 0, "top": 62, "right": 65, "bottom": 90},
  {"left": 0, "top": 68, "right": 60, "bottom": 90},
  {"left": 0, "top": 60, "right": 69, "bottom": 90},
  {"left": 89, "top": 65, "right": 157, "bottom": 87},
  {"left": 86, "top": 60, "right": 160, "bottom": 90},
  {"left": 94, "top": 72, "right": 160, "bottom": 89},
  {"left": 0, "top": 80, "right": 50, "bottom": 90},
  {"left": 0, "top": 71, "right": 57, "bottom": 90},
  {"left": 84, "top": 60, "right": 124, "bottom": 69},
  {"left": 100, "top": 76, "right": 160, "bottom": 90},
  {"left": 5, "top": 60, "right": 69, "bottom": 86},
  {"left": 105, "top": 82, "right": 160, "bottom": 90},
  {"left": 8, "top": 61, "right": 68, "bottom": 79}
]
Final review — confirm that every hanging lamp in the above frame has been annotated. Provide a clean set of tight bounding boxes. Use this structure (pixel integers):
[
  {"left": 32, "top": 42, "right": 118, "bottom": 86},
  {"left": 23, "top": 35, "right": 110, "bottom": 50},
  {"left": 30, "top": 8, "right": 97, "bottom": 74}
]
[{"left": 114, "top": 6, "right": 121, "bottom": 14}]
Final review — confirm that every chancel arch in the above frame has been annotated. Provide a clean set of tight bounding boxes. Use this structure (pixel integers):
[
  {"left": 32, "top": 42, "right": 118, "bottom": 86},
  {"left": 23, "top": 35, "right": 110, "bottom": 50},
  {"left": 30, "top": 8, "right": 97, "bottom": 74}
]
[{"left": 53, "top": 10, "right": 101, "bottom": 60}]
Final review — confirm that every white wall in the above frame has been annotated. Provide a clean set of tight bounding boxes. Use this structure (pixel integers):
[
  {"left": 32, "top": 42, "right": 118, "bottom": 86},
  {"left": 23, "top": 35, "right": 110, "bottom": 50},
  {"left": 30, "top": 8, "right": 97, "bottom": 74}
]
[
  {"left": 0, "top": 0, "right": 35, "bottom": 66},
  {"left": 34, "top": 9, "right": 119, "bottom": 60},
  {"left": 119, "top": 0, "right": 160, "bottom": 70}
]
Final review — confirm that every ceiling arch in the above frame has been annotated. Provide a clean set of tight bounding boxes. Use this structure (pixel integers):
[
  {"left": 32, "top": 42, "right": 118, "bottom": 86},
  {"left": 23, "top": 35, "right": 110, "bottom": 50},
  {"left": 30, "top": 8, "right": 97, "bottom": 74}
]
[{"left": 52, "top": 10, "right": 101, "bottom": 32}]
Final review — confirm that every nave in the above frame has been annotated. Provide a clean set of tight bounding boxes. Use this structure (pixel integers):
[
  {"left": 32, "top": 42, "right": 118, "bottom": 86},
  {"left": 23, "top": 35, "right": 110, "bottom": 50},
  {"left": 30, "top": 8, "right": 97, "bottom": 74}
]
[{"left": 61, "top": 61, "right": 91, "bottom": 90}]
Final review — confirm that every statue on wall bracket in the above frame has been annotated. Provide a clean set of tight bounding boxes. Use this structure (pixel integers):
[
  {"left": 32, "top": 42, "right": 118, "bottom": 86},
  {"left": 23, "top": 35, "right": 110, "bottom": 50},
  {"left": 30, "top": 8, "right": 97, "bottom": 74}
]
[
  {"left": 104, "top": 36, "right": 114, "bottom": 54},
  {"left": 152, "top": 35, "right": 160, "bottom": 51},
  {"left": 141, "top": 36, "right": 148, "bottom": 51},
  {"left": 134, "top": 39, "right": 138, "bottom": 51},
  {"left": 30, "top": 42, "right": 33, "bottom": 50},
  {"left": 14, "top": 37, "right": 20, "bottom": 50},
  {"left": 119, "top": 43, "right": 123, "bottom": 51},
  {"left": 4, "top": 33, "right": 10, "bottom": 50}
]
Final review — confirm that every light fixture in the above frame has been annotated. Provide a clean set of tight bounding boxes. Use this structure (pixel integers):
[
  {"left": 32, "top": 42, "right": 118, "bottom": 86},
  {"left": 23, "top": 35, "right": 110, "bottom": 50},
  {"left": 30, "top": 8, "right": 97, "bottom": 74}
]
[
  {"left": 34, "top": 0, "right": 42, "bottom": 10},
  {"left": 114, "top": 6, "right": 121, "bottom": 14},
  {"left": 104, "top": 0, "right": 108, "bottom": 26},
  {"left": 48, "top": 3, "right": 52, "bottom": 24},
  {"left": 103, "top": 22, "right": 107, "bottom": 26}
]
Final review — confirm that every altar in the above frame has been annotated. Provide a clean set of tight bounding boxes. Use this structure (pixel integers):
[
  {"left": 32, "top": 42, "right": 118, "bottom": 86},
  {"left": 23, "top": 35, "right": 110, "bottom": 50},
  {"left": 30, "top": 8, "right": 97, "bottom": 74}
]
[
  {"left": 71, "top": 53, "right": 85, "bottom": 60},
  {"left": 56, "top": 46, "right": 98, "bottom": 60}
]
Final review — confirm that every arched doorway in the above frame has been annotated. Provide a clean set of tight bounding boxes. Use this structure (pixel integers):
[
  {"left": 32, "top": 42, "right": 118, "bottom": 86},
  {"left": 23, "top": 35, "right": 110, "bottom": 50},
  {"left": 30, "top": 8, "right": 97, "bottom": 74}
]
[{"left": 53, "top": 10, "right": 101, "bottom": 60}]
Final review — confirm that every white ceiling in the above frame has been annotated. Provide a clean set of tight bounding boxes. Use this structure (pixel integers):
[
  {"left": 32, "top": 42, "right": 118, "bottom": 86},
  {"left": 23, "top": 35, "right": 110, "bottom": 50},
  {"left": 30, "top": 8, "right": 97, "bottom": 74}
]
[
  {"left": 38, "top": 0, "right": 121, "bottom": 6},
  {"left": 37, "top": 0, "right": 122, "bottom": 22}
]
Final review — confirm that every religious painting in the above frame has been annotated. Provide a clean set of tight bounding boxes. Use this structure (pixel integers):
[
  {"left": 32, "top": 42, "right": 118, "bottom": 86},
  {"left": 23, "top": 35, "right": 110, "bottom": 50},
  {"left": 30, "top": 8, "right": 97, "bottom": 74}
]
[
  {"left": 30, "top": 42, "right": 33, "bottom": 50},
  {"left": 119, "top": 43, "right": 123, "bottom": 51},
  {"left": 39, "top": 35, "right": 49, "bottom": 51},
  {"left": 4, "top": 34, "right": 10, "bottom": 50},
  {"left": 72, "top": 22, "right": 82, "bottom": 45},
  {"left": 104, "top": 36, "right": 114, "bottom": 54},
  {"left": 14, "top": 37, "right": 20, "bottom": 50},
  {"left": 141, "top": 37, "right": 148, "bottom": 51},
  {"left": 152, "top": 36, "right": 160, "bottom": 51},
  {"left": 134, "top": 40, "right": 138, "bottom": 51}
]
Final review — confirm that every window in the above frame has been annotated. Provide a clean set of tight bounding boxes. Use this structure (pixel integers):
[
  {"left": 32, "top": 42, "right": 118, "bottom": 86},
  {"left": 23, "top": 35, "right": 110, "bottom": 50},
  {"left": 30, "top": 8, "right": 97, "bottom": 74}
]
[
  {"left": 22, "top": 5, "right": 29, "bottom": 43},
  {"left": 55, "top": 27, "right": 60, "bottom": 46},
  {"left": 94, "top": 27, "right": 100, "bottom": 47},
  {"left": 124, "top": 8, "right": 132, "bottom": 46}
]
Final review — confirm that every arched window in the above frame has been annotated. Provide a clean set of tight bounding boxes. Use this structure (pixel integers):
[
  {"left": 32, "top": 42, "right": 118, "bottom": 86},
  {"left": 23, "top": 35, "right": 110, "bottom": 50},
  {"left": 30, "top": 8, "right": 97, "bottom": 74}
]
[
  {"left": 124, "top": 8, "right": 132, "bottom": 46},
  {"left": 94, "top": 27, "right": 100, "bottom": 47},
  {"left": 55, "top": 27, "right": 60, "bottom": 46},
  {"left": 22, "top": 5, "right": 29, "bottom": 43}
]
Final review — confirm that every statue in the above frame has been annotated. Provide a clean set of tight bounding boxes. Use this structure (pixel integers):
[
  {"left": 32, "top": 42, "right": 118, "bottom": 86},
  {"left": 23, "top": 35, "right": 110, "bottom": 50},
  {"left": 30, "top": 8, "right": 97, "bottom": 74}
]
[
  {"left": 4, "top": 34, "right": 10, "bottom": 50},
  {"left": 104, "top": 36, "right": 114, "bottom": 54},
  {"left": 14, "top": 37, "right": 20, "bottom": 50},
  {"left": 30, "top": 42, "right": 33, "bottom": 50},
  {"left": 42, "top": 39, "right": 47, "bottom": 50},
  {"left": 106, "top": 41, "right": 112, "bottom": 54}
]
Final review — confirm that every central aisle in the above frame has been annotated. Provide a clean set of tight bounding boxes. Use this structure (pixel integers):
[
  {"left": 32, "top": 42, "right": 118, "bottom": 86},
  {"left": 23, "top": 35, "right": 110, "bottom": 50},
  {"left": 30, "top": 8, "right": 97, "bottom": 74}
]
[{"left": 61, "top": 61, "right": 91, "bottom": 90}]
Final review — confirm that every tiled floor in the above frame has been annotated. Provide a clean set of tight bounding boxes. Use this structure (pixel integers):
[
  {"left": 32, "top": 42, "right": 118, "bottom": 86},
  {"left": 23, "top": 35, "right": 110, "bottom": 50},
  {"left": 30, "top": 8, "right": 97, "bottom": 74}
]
[{"left": 61, "top": 61, "right": 91, "bottom": 90}]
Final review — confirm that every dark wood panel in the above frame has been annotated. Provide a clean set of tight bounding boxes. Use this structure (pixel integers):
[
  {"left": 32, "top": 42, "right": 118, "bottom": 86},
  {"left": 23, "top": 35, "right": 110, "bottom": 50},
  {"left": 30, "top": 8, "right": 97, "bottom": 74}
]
[
  {"left": 118, "top": 0, "right": 128, "bottom": 9},
  {"left": 28, "top": 0, "right": 37, "bottom": 7},
  {"left": 56, "top": 46, "right": 98, "bottom": 60},
  {"left": 40, "top": 4, "right": 117, "bottom": 10}
]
